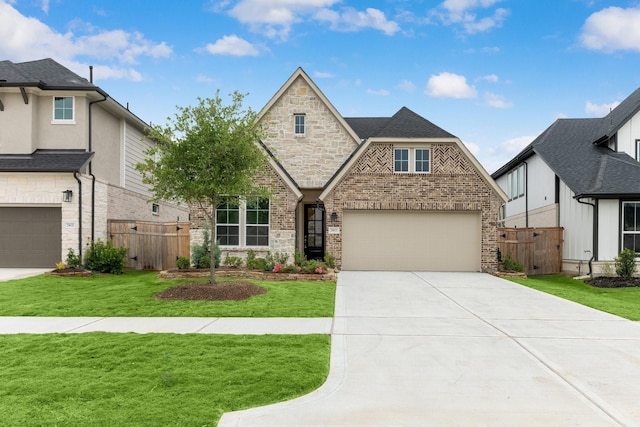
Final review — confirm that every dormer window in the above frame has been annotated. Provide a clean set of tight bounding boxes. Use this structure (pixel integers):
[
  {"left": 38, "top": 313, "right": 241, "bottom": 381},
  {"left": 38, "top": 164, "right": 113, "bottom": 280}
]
[
  {"left": 52, "top": 96, "right": 74, "bottom": 123},
  {"left": 294, "top": 114, "right": 305, "bottom": 136}
]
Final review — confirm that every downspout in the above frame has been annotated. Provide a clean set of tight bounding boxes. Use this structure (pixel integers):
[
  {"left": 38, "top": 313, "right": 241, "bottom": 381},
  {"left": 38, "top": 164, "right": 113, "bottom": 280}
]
[
  {"left": 88, "top": 66, "right": 108, "bottom": 243},
  {"left": 73, "top": 171, "right": 83, "bottom": 258},
  {"left": 576, "top": 196, "right": 597, "bottom": 276}
]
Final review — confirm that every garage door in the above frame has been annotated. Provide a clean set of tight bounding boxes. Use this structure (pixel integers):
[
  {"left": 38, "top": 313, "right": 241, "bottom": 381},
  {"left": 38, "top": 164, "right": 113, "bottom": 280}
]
[
  {"left": 342, "top": 210, "right": 481, "bottom": 271},
  {"left": 0, "top": 207, "right": 62, "bottom": 267}
]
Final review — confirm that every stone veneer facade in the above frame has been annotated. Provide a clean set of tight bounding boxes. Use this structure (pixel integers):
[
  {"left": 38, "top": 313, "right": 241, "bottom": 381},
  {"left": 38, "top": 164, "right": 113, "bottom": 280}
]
[
  {"left": 259, "top": 76, "right": 359, "bottom": 189},
  {"left": 322, "top": 142, "right": 503, "bottom": 271}
]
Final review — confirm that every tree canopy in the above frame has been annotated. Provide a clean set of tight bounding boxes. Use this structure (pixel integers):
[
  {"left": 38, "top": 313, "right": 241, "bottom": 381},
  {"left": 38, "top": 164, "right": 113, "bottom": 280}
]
[{"left": 136, "top": 91, "right": 269, "bottom": 282}]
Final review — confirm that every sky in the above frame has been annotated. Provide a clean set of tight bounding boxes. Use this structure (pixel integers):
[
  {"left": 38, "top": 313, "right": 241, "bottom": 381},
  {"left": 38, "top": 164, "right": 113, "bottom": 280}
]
[{"left": 2, "top": 0, "right": 640, "bottom": 173}]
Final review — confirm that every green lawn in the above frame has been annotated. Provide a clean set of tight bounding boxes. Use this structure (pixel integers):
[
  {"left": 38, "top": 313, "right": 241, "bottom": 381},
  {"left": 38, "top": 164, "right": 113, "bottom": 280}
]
[
  {"left": 0, "top": 333, "right": 330, "bottom": 426},
  {"left": 509, "top": 275, "right": 640, "bottom": 321},
  {"left": 0, "top": 271, "right": 335, "bottom": 317}
]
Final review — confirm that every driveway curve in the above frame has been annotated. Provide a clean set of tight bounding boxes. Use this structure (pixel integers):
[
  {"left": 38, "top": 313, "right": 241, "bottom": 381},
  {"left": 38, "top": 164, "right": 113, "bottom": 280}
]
[{"left": 220, "top": 271, "right": 640, "bottom": 427}]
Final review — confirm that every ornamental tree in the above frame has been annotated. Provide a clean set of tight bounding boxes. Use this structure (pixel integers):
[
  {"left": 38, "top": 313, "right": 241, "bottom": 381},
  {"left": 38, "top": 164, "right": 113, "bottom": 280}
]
[{"left": 136, "top": 91, "right": 269, "bottom": 283}]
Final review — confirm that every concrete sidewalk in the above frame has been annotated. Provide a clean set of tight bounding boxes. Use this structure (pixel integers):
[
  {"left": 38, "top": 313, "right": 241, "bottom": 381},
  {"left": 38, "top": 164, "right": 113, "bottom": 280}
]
[
  {"left": 0, "top": 316, "right": 333, "bottom": 335},
  {"left": 220, "top": 271, "right": 640, "bottom": 427}
]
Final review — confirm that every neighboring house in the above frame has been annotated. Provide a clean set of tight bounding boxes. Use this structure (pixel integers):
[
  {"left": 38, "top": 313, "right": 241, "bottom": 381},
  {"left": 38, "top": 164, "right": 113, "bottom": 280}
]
[
  {"left": 492, "top": 87, "right": 640, "bottom": 275},
  {"left": 191, "top": 68, "right": 506, "bottom": 271},
  {"left": 0, "top": 58, "right": 187, "bottom": 267}
]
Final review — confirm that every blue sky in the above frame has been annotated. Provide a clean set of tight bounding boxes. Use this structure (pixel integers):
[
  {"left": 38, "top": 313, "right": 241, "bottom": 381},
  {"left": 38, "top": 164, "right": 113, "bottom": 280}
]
[{"left": 2, "top": 0, "right": 640, "bottom": 172}]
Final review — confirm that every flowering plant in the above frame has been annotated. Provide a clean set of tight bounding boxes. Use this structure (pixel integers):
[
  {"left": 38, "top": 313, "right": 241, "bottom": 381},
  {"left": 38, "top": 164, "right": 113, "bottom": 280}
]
[
  {"left": 314, "top": 266, "right": 323, "bottom": 274},
  {"left": 272, "top": 263, "right": 285, "bottom": 273}
]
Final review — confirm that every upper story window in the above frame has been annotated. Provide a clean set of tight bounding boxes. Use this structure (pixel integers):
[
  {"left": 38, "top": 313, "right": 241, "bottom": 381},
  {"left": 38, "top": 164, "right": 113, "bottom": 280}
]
[
  {"left": 294, "top": 114, "right": 305, "bottom": 136},
  {"left": 53, "top": 96, "right": 74, "bottom": 123},
  {"left": 507, "top": 164, "right": 525, "bottom": 201},
  {"left": 394, "top": 148, "right": 409, "bottom": 173},
  {"left": 636, "top": 139, "right": 640, "bottom": 162},
  {"left": 394, "top": 147, "right": 431, "bottom": 174}
]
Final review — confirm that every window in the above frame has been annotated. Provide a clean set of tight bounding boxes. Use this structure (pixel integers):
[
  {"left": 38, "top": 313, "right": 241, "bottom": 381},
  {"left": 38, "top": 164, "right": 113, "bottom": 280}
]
[
  {"left": 246, "top": 197, "right": 270, "bottom": 246},
  {"left": 415, "top": 149, "right": 431, "bottom": 173},
  {"left": 622, "top": 202, "right": 640, "bottom": 254},
  {"left": 507, "top": 164, "right": 525, "bottom": 201},
  {"left": 53, "top": 96, "right": 74, "bottom": 122},
  {"left": 215, "top": 197, "right": 269, "bottom": 247},
  {"left": 216, "top": 197, "right": 240, "bottom": 246},
  {"left": 151, "top": 203, "right": 160, "bottom": 215},
  {"left": 394, "top": 148, "right": 409, "bottom": 173},
  {"left": 636, "top": 139, "right": 640, "bottom": 162},
  {"left": 393, "top": 147, "right": 431, "bottom": 174},
  {"left": 294, "top": 114, "right": 305, "bottom": 135}
]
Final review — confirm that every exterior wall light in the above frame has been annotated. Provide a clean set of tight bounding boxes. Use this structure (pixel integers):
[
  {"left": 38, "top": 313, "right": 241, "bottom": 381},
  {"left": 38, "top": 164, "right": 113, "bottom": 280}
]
[
  {"left": 331, "top": 212, "right": 338, "bottom": 223},
  {"left": 62, "top": 189, "right": 73, "bottom": 202}
]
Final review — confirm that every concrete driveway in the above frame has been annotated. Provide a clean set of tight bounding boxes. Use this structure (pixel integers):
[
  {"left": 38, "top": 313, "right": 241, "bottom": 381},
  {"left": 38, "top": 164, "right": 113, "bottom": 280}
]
[
  {"left": 0, "top": 268, "right": 50, "bottom": 282},
  {"left": 220, "top": 271, "right": 640, "bottom": 427}
]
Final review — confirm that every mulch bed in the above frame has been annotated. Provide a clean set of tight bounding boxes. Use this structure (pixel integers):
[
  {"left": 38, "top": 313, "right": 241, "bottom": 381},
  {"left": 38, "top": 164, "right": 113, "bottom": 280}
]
[
  {"left": 585, "top": 277, "right": 640, "bottom": 288},
  {"left": 154, "top": 281, "right": 267, "bottom": 301}
]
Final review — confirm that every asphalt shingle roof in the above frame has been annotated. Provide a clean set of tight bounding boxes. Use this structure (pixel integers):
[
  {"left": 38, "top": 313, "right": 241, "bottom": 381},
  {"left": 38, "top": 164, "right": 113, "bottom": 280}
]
[
  {"left": 0, "top": 150, "right": 94, "bottom": 172},
  {"left": 345, "top": 107, "right": 456, "bottom": 140},
  {"left": 0, "top": 58, "right": 101, "bottom": 92}
]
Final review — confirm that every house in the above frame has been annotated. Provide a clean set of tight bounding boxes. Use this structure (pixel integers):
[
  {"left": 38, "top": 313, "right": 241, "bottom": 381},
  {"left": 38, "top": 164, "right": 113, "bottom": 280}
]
[
  {"left": 492, "top": 87, "right": 640, "bottom": 275},
  {"left": 190, "top": 68, "right": 507, "bottom": 271},
  {"left": 0, "top": 58, "right": 187, "bottom": 268}
]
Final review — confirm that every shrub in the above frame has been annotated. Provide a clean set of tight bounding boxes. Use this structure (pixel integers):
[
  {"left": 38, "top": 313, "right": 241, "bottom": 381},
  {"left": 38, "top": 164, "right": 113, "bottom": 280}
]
[
  {"left": 301, "top": 259, "right": 322, "bottom": 274},
  {"left": 502, "top": 255, "right": 524, "bottom": 272},
  {"left": 84, "top": 239, "right": 128, "bottom": 274},
  {"left": 272, "top": 263, "right": 285, "bottom": 273},
  {"left": 615, "top": 248, "right": 637, "bottom": 279},
  {"left": 599, "top": 261, "right": 614, "bottom": 277},
  {"left": 191, "top": 228, "right": 220, "bottom": 269},
  {"left": 55, "top": 261, "right": 65, "bottom": 270},
  {"left": 223, "top": 255, "right": 243, "bottom": 268},
  {"left": 324, "top": 252, "right": 335, "bottom": 269},
  {"left": 247, "top": 257, "right": 267, "bottom": 271},
  {"left": 65, "top": 248, "right": 83, "bottom": 268},
  {"left": 294, "top": 249, "right": 305, "bottom": 267},
  {"left": 176, "top": 256, "right": 190, "bottom": 270},
  {"left": 273, "top": 252, "right": 289, "bottom": 265},
  {"left": 264, "top": 252, "right": 276, "bottom": 272}
]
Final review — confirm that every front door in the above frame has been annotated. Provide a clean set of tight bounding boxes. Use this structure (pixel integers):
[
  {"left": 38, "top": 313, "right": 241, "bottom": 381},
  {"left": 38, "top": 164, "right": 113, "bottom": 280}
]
[{"left": 304, "top": 204, "right": 325, "bottom": 260}]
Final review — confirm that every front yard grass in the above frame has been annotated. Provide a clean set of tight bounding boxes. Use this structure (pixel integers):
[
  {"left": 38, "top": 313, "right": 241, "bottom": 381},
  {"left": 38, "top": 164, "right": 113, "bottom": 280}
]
[
  {"left": 509, "top": 274, "right": 640, "bottom": 321},
  {"left": 0, "top": 333, "right": 330, "bottom": 426},
  {"left": 0, "top": 270, "right": 335, "bottom": 317}
]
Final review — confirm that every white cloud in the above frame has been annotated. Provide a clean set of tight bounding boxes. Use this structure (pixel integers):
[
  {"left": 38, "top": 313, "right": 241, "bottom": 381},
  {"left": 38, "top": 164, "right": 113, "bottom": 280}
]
[
  {"left": 224, "top": 0, "right": 397, "bottom": 40},
  {"left": 496, "top": 135, "right": 534, "bottom": 155},
  {"left": 203, "top": 34, "right": 259, "bottom": 56},
  {"left": 398, "top": 79, "right": 416, "bottom": 93},
  {"left": 484, "top": 91, "right": 513, "bottom": 108},
  {"left": 425, "top": 72, "right": 477, "bottom": 98},
  {"left": 580, "top": 7, "right": 640, "bottom": 52},
  {"left": 316, "top": 7, "right": 399, "bottom": 35},
  {"left": 196, "top": 74, "right": 217, "bottom": 84},
  {"left": 41, "top": 0, "right": 49, "bottom": 13},
  {"left": 0, "top": 1, "right": 171, "bottom": 80},
  {"left": 463, "top": 140, "right": 480, "bottom": 155},
  {"left": 478, "top": 74, "right": 499, "bottom": 83},
  {"left": 585, "top": 100, "right": 620, "bottom": 116},
  {"left": 313, "top": 71, "right": 335, "bottom": 78},
  {"left": 366, "top": 88, "right": 390, "bottom": 96},
  {"left": 434, "top": 0, "right": 508, "bottom": 34}
]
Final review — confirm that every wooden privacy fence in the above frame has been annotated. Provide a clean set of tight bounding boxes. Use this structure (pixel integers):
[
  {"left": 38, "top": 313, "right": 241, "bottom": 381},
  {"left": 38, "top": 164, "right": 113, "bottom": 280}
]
[
  {"left": 497, "top": 227, "right": 563, "bottom": 275},
  {"left": 108, "top": 220, "right": 190, "bottom": 271}
]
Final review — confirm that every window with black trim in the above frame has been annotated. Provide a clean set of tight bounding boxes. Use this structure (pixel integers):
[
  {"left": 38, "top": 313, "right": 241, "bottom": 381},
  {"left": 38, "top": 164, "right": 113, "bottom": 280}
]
[
  {"left": 294, "top": 114, "right": 305, "bottom": 135},
  {"left": 507, "top": 164, "right": 525, "bottom": 201},
  {"left": 216, "top": 197, "right": 240, "bottom": 246},
  {"left": 215, "top": 197, "right": 269, "bottom": 247},
  {"left": 622, "top": 201, "right": 640, "bottom": 254},
  {"left": 151, "top": 203, "right": 160, "bottom": 215}
]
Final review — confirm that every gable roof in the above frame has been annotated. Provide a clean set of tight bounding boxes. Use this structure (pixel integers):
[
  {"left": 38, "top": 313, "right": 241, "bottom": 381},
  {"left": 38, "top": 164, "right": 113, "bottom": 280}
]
[
  {"left": 492, "top": 114, "right": 640, "bottom": 198},
  {"left": 0, "top": 149, "right": 94, "bottom": 172},
  {"left": 257, "top": 67, "right": 362, "bottom": 145},
  {"left": 345, "top": 107, "right": 456, "bottom": 140},
  {"left": 594, "top": 87, "right": 640, "bottom": 144}
]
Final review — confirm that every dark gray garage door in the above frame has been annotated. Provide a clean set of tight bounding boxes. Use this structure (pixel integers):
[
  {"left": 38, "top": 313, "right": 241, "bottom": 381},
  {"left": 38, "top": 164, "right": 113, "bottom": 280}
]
[{"left": 0, "top": 207, "right": 62, "bottom": 267}]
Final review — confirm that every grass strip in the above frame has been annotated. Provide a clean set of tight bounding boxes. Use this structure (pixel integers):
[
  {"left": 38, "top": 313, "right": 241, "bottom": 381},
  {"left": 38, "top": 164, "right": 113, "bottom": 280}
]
[
  {"left": 509, "top": 274, "right": 640, "bottom": 321},
  {"left": 0, "top": 271, "right": 335, "bottom": 317},
  {"left": 0, "top": 333, "right": 330, "bottom": 426}
]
